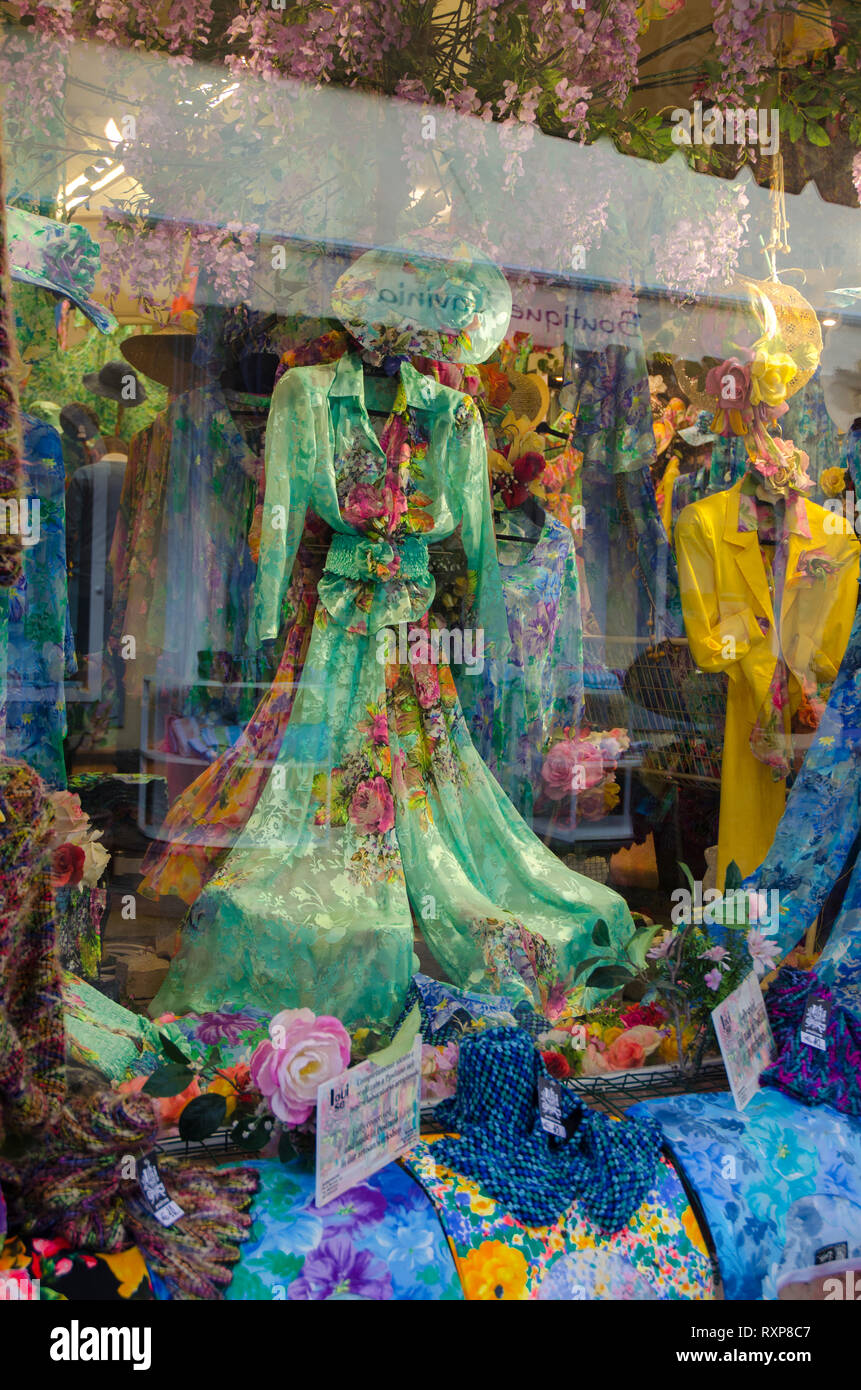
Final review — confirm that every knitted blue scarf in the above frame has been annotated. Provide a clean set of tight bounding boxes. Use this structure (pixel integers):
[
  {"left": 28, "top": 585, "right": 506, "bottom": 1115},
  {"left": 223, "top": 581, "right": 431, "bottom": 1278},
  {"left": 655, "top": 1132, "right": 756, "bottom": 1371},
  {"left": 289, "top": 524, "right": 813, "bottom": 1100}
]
[{"left": 434, "top": 1029, "right": 664, "bottom": 1230}]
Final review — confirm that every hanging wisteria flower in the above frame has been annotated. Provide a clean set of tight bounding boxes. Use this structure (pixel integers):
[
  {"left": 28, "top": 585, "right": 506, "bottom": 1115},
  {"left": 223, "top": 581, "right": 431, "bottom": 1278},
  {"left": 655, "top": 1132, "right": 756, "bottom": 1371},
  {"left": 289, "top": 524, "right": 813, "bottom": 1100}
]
[
  {"left": 710, "top": 0, "right": 778, "bottom": 106},
  {"left": 853, "top": 152, "right": 861, "bottom": 207},
  {"left": 653, "top": 183, "right": 749, "bottom": 297}
]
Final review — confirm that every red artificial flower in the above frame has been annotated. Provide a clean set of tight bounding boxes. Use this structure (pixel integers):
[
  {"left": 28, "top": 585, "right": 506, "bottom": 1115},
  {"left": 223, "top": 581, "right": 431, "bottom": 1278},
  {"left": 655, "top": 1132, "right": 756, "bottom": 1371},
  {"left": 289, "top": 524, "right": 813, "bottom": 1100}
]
[
  {"left": 52, "top": 842, "right": 85, "bottom": 888},
  {"left": 501, "top": 479, "right": 529, "bottom": 509},
  {"left": 541, "top": 1050, "right": 571, "bottom": 1080},
  {"left": 620, "top": 1003, "right": 668, "bottom": 1030},
  {"left": 513, "top": 451, "right": 546, "bottom": 484}
]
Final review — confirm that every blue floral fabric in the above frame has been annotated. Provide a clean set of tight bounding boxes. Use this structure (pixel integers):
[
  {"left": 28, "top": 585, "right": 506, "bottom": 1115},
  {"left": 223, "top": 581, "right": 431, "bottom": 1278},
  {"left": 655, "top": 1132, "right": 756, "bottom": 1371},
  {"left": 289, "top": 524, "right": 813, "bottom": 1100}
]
[
  {"left": 459, "top": 508, "right": 584, "bottom": 820},
  {"left": 0, "top": 413, "right": 75, "bottom": 786},
  {"left": 225, "top": 1157, "right": 462, "bottom": 1301},
  {"left": 155, "top": 385, "right": 266, "bottom": 686},
  {"left": 631, "top": 1089, "right": 861, "bottom": 1300},
  {"left": 745, "top": 428, "right": 861, "bottom": 983}
]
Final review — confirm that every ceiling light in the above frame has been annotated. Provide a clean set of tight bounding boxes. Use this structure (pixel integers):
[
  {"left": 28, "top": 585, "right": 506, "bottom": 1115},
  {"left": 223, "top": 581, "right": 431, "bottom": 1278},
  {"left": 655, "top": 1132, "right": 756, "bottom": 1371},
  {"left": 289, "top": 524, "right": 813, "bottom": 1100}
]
[
  {"left": 89, "top": 164, "right": 125, "bottom": 193},
  {"left": 64, "top": 173, "right": 88, "bottom": 197},
  {"left": 821, "top": 316, "right": 838, "bottom": 327},
  {"left": 104, "top": 117, "right": 122, "bottom": 145}
]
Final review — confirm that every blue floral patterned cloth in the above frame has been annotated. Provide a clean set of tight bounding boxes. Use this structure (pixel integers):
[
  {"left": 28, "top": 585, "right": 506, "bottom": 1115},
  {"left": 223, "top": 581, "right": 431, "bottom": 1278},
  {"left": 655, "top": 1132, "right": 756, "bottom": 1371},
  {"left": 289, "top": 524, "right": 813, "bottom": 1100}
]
[
  {"left": 744, "top": 425, "right": 861, "bottom": 986},
  {"left": 631, "top": 1089, "right": 861, "bottom": 1300},
  {"left": 459, "top": 508, "right": 584, "bottom": 821},
  {"left": 224, "top": 1157, "right": 463, "bottom": 1301},
  {"left": 0, "top": 413, "right": 75, "bottom": 786}
]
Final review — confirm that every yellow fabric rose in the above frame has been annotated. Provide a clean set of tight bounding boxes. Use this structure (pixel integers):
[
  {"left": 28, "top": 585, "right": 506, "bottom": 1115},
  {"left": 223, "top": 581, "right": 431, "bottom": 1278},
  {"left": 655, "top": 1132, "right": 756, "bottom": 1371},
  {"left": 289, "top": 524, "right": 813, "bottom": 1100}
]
[
  {"left": 749, "top": 351, "right": 796, "bottom": 408},
  {"left": 602, "top": 1026, "right": 624, "bottom": 1045},
  {"left": 458, "top": 1241, "right": 530, "bottom": 1300},
  {"left": 820, "top": 467, "right": 847, "bottom": 499},
  {"left": 207, "top": 1075, "right": 238, "bottom": 1119}
]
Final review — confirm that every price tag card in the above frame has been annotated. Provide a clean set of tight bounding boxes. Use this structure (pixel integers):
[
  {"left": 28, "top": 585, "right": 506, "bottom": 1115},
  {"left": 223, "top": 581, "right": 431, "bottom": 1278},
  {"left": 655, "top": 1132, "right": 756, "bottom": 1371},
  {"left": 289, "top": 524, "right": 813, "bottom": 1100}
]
[
  {"left": 711, "top": 972, "right": 774, "bottom": 1111},
  {"left": 537, "top": 1075, "right": 567, "bottom": 1138},
  {"left": 799, "top": 996, "right": 831, "bottom": 1051},
  {"left": 138, "top": 1152, "right": 184, "bottom": 1228},
  {"left": 315, "top": 1036, "right": 422, "bottom": 1208}
]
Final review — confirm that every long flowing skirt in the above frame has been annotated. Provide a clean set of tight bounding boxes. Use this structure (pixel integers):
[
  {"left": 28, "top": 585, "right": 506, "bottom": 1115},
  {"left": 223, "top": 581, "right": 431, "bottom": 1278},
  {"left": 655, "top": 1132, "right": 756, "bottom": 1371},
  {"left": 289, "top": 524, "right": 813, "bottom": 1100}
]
[{"left": 151, "top": 602, "right": 637, "bottom": 1031}]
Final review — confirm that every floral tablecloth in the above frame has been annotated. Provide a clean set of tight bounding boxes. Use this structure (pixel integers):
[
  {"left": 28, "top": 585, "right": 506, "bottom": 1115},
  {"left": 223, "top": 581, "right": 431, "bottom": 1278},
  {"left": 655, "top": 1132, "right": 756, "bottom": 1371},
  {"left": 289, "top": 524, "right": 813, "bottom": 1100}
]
[
  {"left": 630, "top": 1089, "right": 861, "bottom": 1300},
  {"left": 402, "top": 1138, "right": 714, "bottom": 1300}
]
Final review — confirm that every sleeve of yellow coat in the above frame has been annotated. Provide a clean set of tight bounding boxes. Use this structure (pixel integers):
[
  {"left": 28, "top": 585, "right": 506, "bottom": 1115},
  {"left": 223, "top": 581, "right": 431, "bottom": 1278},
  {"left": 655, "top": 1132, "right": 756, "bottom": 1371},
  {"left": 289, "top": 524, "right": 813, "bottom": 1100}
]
[
  {"left": 674, "top": 501, "right": 771, "bottom": 672},
  {"left": 796, "top": 520, "right": 860, "bottom": 687}
]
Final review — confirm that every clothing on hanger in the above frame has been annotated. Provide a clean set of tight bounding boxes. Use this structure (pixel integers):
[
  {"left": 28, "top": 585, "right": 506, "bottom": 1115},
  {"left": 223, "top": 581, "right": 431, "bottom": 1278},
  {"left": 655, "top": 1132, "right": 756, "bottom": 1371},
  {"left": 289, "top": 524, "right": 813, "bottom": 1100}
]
[
  {"left": 459, "top": 506, "right": 584, "bottom": 822},
  {"left": 148, "top": 353, "right": 641, "bottom": 1031},
  {"left": 675, "top": 475, "right": 860, "bottom": 885}
]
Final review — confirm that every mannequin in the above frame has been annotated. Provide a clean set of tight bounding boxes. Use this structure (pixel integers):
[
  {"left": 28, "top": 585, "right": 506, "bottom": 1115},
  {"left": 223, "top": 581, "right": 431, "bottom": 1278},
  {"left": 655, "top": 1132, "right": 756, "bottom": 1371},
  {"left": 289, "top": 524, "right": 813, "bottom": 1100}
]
[{"left": 675, "top": 440, "right": 860, "bottom": 885}]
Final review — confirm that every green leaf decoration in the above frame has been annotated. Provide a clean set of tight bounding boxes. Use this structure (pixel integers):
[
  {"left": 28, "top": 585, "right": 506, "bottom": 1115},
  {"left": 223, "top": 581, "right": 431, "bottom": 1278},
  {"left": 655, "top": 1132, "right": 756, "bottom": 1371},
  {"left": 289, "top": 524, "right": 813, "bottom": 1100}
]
[
  {"left": 723, "top": 859, "right": 744, "bottom": 893},
  {"left": 159, "top": 1032, "right": 192, "bottom": 1066},
  {"left": 678, "top": 861, "right": 697, "bottom": 895},
  {"left": 142, "top": 1063, "right": 195, "bottom": 1097},
  {"left": 586, "top": 965, "right": 634, "bottom": 990},
  {"left": 591, "top": 918, "right": 611, "bottom": 948},
  {"left": 805, "top": 122, "right": 831, "bottom": 146},
  {"left": 178, "top": 1093, "right": 227, "bottom": 1141},
  {"left": 230, "top": 1113, "right": 275, "bottom": 1152},
  {"left": 574, "top": 954, "right": 605, "bottom": 980},
  {"left": 278, "top": 1130, "right": 299, "bottom": 1164}
]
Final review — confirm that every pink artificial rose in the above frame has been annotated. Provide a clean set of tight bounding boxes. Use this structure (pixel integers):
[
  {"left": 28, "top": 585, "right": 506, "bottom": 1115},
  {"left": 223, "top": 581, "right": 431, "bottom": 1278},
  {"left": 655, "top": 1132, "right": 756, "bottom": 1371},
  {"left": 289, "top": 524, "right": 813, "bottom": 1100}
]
[
  {"left": 705, "top": 357, "right": 752, "bottom": 410},
  {"left": 618, "top": 1025, "right": 663, "bottom": 1058},
  {"left": 49, "top": 791, "right": 89, "bottom": 841},
  {"left": 421, "top": 1041, "right": 459, "bottom": 1102},
  {"left": 349, "top": 776, "right": 396, "bottom": 835},
  {"left": 249, "top": 1007, "right": 352, "bottom": 1126},
  {"left": 581, "top": 1043, "right": 610, "bottom": 1076},
  {"left": 342, "top": 484, "right": 385, "bottom": 527},
  {"left": 605, "top": 1033, "right": 646, "bottom": 1070},
  {"left": 540, "top": 738, "right": 604, "bottom": 801}
]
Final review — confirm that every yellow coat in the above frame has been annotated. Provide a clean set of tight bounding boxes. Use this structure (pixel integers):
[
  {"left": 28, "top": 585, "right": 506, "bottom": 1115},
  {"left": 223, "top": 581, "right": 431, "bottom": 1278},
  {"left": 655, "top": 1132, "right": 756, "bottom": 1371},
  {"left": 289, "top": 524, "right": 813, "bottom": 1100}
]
[{"left": 675, "top": 481, "right": 859, "bottom": 886}]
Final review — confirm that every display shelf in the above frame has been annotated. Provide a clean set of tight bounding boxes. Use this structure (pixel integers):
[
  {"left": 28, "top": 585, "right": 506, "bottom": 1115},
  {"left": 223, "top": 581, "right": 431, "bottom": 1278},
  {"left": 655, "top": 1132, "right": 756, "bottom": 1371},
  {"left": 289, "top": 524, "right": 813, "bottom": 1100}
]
[{"left": 568, "top": 1058, "right": 729, "bottom": 1118}]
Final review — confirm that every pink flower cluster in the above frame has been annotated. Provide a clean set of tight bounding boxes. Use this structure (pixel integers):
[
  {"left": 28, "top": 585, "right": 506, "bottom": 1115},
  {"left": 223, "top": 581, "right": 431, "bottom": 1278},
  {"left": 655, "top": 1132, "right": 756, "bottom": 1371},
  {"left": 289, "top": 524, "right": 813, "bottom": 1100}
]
[
  {"left": 652, "top": 184, "right": 750, "bottom": 298},
  {"left": 710, "top": 0, "right": 778, "bottom": 105}
]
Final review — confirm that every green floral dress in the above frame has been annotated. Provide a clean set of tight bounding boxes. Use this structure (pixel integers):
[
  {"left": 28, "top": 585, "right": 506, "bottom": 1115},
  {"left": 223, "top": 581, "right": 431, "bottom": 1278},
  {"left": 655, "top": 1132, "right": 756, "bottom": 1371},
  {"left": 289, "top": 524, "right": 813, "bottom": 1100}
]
[{"left": 152, "top": 355, "right": 638, "bottom": 1030}]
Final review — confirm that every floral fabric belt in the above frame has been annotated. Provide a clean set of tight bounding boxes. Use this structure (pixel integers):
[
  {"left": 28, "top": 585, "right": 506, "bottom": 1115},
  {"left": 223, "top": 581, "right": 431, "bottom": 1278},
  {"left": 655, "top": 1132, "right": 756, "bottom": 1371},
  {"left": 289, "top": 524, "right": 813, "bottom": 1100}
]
[{"left": 324, "top": 532, "right": 430, "bottom": 585}]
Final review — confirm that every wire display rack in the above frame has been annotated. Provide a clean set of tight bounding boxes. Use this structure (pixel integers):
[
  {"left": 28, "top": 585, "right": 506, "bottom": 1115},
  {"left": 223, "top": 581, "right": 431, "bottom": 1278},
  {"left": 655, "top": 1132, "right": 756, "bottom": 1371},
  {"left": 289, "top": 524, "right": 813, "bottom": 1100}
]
[
  {"left": 585, "top": 634, "right": 726, "bottom": 785},
  {"left": 568, "top": 1058, "right": 730, "bottom": 1119}
]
